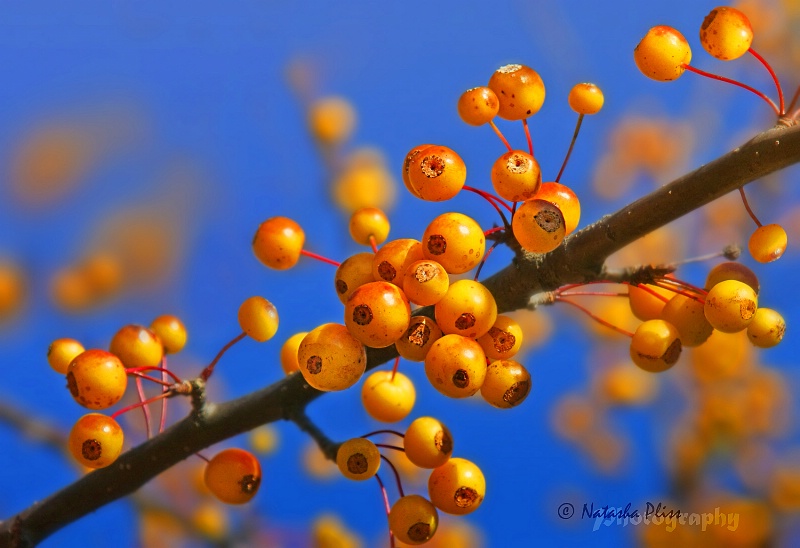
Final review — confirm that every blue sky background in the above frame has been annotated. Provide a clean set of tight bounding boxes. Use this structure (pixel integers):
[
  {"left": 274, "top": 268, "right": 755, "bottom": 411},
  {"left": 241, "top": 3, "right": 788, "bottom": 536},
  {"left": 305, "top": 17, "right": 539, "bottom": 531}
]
[{"left": 0, "top": 1, "right": 798, "bottom": 546}]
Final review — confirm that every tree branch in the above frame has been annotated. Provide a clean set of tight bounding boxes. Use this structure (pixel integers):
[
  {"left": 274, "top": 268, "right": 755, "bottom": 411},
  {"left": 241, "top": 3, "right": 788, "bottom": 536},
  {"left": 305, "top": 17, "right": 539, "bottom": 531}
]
[{"left": 2, "top": 122, "right": 799, "bottom": 547}]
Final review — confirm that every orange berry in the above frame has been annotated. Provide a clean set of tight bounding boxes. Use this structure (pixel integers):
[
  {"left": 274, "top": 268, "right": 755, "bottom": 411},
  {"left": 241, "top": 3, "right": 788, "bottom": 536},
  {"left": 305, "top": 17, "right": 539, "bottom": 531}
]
[
  {"left": 406, "top": 145, "right": 467, "bottom": 202},
  {"left": 204, "top": 448, "right": 261, "bottom": 505},
  {"left": 422, "top": 212, "right": 485, "bottom": 274},
  {"left": 402, "top": 144, "right": 433, "bottom": 198},
  {"left": 336, "top": 438, "right": 380, "bottom": 481},
  {"left": 746, "top": 308, "right": 785, "bottom": 348},
  {"left": 490, "top": 150, "right": 542, "bottom": 202},
  {"left": 488, "top": 64, "right": 546, "bottom": 120},
  {"left": 480, "top": 359, "right": 531, "bottom": 408},
  {"left": 252, "top": 217, "right": 305, "bottom": 270},
  {"left": 434, "top": 279, "right": 497, "bottom": 339},
  {"left": 704, "top": 280, "right": 758, "bottom": 333},
  {"left": 307, "top": 96, "right": 356, "bottom": 145},
  {"left": 629, "top": 319, "right": 682, "bottom": 373},
  {"left": 535, "top": 182, "right": 580, "bottom": 234},
  {"left": 109, "top": 324, "right": 164, "bottom": 369},
  {"left": 344, "top": 281, "right": 411, "bottom": 348},
  {"left": 402, "top": 259, "right": 450, "bottom": 306},
  {"left": 373, "top": 239, "right": 424, "bottom": 286},
  {"left": 457, "top": 86, "right": 499, "bottom": 126},
  {"left": 66, "top": 349, "right": 128, "bottom": 410},
  {"left": 568, "top": 83, "right": 604, "bottom": 115},
  {"left": 334, "top": 252, "right": 375, "bottom": 304},
  {"left": 748, "top": 224, "right": 787, "bottom": 263},
  {"left": 279, "top": 332, "right": 307, "bottom": 375},
  {"left": 634, "top": 26, "right": 692, "bottom": 81},
  {"left": 349, "top": 207, "right": 390, "bottom": 247},
  {"left": 388, "top": 495, "right": 439, "bottom": 545},
  {"left": 297, "top": 323, "right": 367, "bottom": 391},
  {"left": 395, "top": 316, "right": 444, "bottom": 362},
  {"left": 477, "top": 315, "right": 523, "bottom": 360},
  {"left": 427, "top": 458, "right": 486, "bottom": 515},
  {"left": 628, "top": 283, "right": 673, "bottom": 321},
  {"left": 511, "top": 199, "right": 566, "bottom": 253},
  {"left": 47, "top": 338, "right": 85, "bottom": 375},
  {"left": 700, "top": 7, "right": 754, "bottom": 61},
  {"left": 424, "top": 334, "right": 487, "bottom": 398},
  {"left": 238, "top": 296, "right": 279, "bottom": 342},
  {"left": 404, "top": 416, "right": 454, "bottom": 469},
  {"left": 68, "top": 413, "right": 124, "bottom": 469},
  {"left": 149, "top": 315, "right": 188, "bottom": 354}
]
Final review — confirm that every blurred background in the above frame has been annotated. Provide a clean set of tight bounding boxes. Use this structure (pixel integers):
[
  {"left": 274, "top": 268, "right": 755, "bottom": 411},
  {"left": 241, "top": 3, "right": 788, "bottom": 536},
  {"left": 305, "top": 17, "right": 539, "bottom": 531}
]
[{"left": 1, "top": 0, "right": 799, "bottom": 546}]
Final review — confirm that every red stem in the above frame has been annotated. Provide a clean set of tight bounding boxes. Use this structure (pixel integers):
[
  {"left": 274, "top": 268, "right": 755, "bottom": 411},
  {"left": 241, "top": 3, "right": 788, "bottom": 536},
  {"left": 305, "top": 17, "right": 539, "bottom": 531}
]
[
  {"left": 748, "top": 47, "right": 784, "bottom": 115},
  {"left": 159, "top": 357, "right": 169, "bottom": 434},
  {"left": 556, "top": 113, "right": 584, "bottom": 183},
  {"left": 375, "top": 474, "right": 396, "bottom": 548},
  {"left": 134, "top": 376, "right": 152, "bottom": 439},
  {"left": 300, "top": 249, "right": 341, "bottom": 267},
  {"left": 787, "top": 85, "right": 800, "bottom": 114},
  {"left": 200, "top": 332, "right": 247, "bottom": 381},
  {"left": 739, "top": 187, "right": 762, "bottom": 227},
  {"left": 556, "top": 297, "right": 634, "bottom": 338},
  {"left": 369, "top": 235, "right": 379, "bottom": 254},
  {"left": 522, "top": 118, "right": 534, "bottom": 156},
  {"left": 390, "top": 355, "right": 400, "bottom": 382},
  {"left": 125, "top": 366, "right": 182, "bottom": 384},
  {"left": 488, "top": 120, "right": 513, "bottom": 152},
  {"left": 463, "top": 185, "right": 514, "bottom": 213},
  {"left": 379, "top": 454, "right": 405, "bottom": 498},
  {"left": 126, "top": 371, "right": 173, "bottom": 388},
  {"left": 557, "top": 291, "right": 627, "bottom": 298},
  {"left": 629, "top": 283, "right": 670, "bottom": 303},
  {"left": 474, "top": 239, "right": 501, "bottom": 282},
  {"left": 111, "top": 391, "right": 171, "bottom": 420},
  {"left": 682, "top": 64, "right": 779, "bottom": 116}
]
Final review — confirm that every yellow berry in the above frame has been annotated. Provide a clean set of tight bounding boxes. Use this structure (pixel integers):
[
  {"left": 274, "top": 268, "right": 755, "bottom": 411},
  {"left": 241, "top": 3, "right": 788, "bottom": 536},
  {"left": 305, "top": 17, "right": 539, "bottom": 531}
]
[
  {"left": 404, "top": 416, "right": 453, "bottom": 469},
  {"left": 237, "top": 296, "right": 279, "bottom": 342},
  {"left": 704, "top": 279, "right": 758, "bottom": 333},
  {"left": 388, "top": 495, "right": 439, "bottom": 545},
  {"left": 480, "top": 360, "right": 531, "bottom": 408},
  {"left": 700, "top": 7, "right": 754, "bottom": 61},
  {"left": 68, "top": 413, "right": 124, "bottom": 469},
  {"left": 149, "top": 315, "right": 188, "bottom": 354},
  {"left": 279, "top": 332, "right": 307, "bottom": 375},
  {"left": 297, "top": 323, "right": 367, "bottom": 391},
  {"left": 349, "top": 207, "right": 390, "bottom": 247},
  {"left": 746, "top": 308, "right": 785, "bottom": 348},
  {"left": 252, "top": 216, "right": 305, "bottom": 270},
  {"left": 109, "top": 324, "right": 164, "bottom": 369},
  {"left": 629, "top": 319, "right": 682, "bottom": 373},
  {"left": 748, "top": 224, "right": 787, "bottom": 263},
  {"left": 634, "top": 26, "right": 692, "bottom": 81},
  {"left": 568, "top": 83, "right": 604, "bottom": 114},
  {"left": 361, "top": 370, "right": 416, "bottom": 423},
  {"left": 336, "top": 438, "right": 380, "bottom": 481},
  {"left": 204, "top": 448, "right": 262, "bottom": 505},
  {"left": 427, "top": 458, "right": 486, "bottom": 515},
  {"left": 47, "top": 338, "right": 85, "bottom": 375}
]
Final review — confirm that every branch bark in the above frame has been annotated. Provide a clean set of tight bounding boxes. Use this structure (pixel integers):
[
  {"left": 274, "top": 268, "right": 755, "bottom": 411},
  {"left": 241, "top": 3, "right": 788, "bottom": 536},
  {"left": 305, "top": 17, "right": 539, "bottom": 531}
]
[{"left": 2, "top": 123, "right": 799, "bottom": 547}]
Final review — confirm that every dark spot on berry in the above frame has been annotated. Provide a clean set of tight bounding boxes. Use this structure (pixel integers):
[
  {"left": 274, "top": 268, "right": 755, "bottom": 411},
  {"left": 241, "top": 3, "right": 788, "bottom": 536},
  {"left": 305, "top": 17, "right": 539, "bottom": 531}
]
[
  {"left": 347, "top": 452, "right": 368, "bottom": 474},
  {"left": 307, "top": 356, "right": 322, "bottom": 375},
  {"left": 408, "top": 523, "right": 432, "bottom": 542},
  {"left": 454, "top": 313, "right": 476, "bottom": 330},
  {"left": 503, "top": 380, "right": 530, "bottom": 406},
  {"left": 490, "top": 327, "right": 516, "bottom": 353},
  {"left": 701, "top": 9, "right": 717, "bottom": 31},
  {"left": 434, "top": 429, "right": 452, "bottom": 454},
  {"left": 662, "top": 338, "right": 682, "bottom": 366},
  {"left": 336, "top": 279, "right": 348, "bottom": 295},
  {"left": 414, "top": 263, "right": 439, "bottom": 283},
  {"left": 534, "top": 206, "right": 563, "bottom": 233},
  {"left": 420, "top": 155, "right": 445, "bottom": 178},
  {"left": 452, "top": 369, "right": 469, "bottom": 388},
  {"left": 427, "top": 235, "right": 447, "bottom": 255},
  {"left": 66, "top": 372, "right": 79, "bottom": 398},
  {"left": 740, "top": 300, "right": 756, "bottom": 320},
  {"left": 377, "top": 261, "right": 397, "bottom": 281},
  {"left": 82, "top": 439, "right": 102, "bottom": 461},
  {"left": 506, "top": 153, "right": 528, "bottom": 174},
  {"left": 454, "top": 487, "right": 480, "bottom": 508},
  {"left": 353, "top": 304, "right": 373, "bottom": 326},
  {"left": 238, "top": 474, "right": 260, "bottom": 494},
  {"left": 406, "top": 321, "right": 431, "bottom": 348}
]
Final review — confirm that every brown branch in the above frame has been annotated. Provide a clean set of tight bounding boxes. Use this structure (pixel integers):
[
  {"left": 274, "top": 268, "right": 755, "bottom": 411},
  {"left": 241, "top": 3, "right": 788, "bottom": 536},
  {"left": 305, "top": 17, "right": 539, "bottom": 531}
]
[{"left": 1, "top": 122, "right": 799, "bottom": 547}]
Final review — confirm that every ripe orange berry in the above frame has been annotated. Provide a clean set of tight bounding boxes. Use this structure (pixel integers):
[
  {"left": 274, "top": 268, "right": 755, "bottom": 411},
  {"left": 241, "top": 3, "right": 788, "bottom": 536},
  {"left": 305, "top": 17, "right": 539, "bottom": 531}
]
[
  {"left": 373, "top": 239, "right": 424, "bottom": 286},
  {"left": 477, "top": 315, "right": 523, "bottom": 360},
  {"left": 490, "top": 150, "right": 542, "bottom": 202},
  {"left": 344, "top": 281, "right": 411, "bottom": 348},
  {"left": 109, "top": 324, "right": 164, "bottom": 369},
  {"left": 704, "top": 279, "right": 758, "bottom": 333},
  {"left": 404, "top": 416, "right": 454, "bottom": 469},
  {"left": 488, "top": 64, "right": 546, "bottom": 120},
  {"left": 388, "top": 494, "right": 439, "bottom": 545},
  {"left": 47, "top": 338, "right": 85, "bottom": 375},
  {"left": 629, "top": 319, "right": 682, "bottom": 373},
  {"left": 428, "top": 458, "right": 486, "bottom": 515},
  {"left": 279, "top": 332, "right": 307, "bottom": 375},
  {"left": 252, "top": 216, "right": 305, "bottom": 270},
  {"left": 402, "top": 259, "right": 449, "bottom": 306},
  {"left": 349, "top": 207, "right": 390, "bottom": 247},
  {"left": 700, "top": 7, "right": 754, "bottom": 61},
  {"left": 297, "top": 323, "right": 367, "bottom": 391},
  {"left": 634, "top": 26, "right": 692, "bottom": 81},
  {"left": 511, "top": 199, "right": 566, "bottom": 254},
  {"left": 748, "top": 224, "right": 787, "bottom": 263},
  {"left": 746, "top": 308, "right": 785, "bottom": 348},
  {"left": 628, "top": 283, "right": 674, "bottom": 322},
  {"left": 395, "top": 316, "right": 444, "bottom": 362},
  {"left": 204, "top": 448, "right": 262, "bottom": 504},
  {"left": 535, "top": 182, "right": 581, "bottom": 234},
  {"left": 336, "top": 438, "right": 380, "bottom": 481},
  {"left": 307, "top": 96, "right": 356, "bottom": 145},
  {"left": 68, "top": 413, "right": 124, "bottom": 469},
  {"left": 434, "top": 279, "right": 497, "bottom": 339},
  {"left": 406, "top": 145, "right": 467, "bottom": 202},
  {"left": 457, "top": 86, "right": 500, "bottom": 126},
  {"left": 422, "top": 212, "right": 485, "bottom": 274},
  {"left": 480, "top": 359, "right": 531, "bottom": 408},
  {"left": 660, "top": 294, "right": 713, "bottom": 347},
  {"left": 361, "top": 370, "right": 416, "bottom": 423},
  {"left": 149, "top": 315, "right": 188, "bottom": 354},
  {"left": 424, "top": 334, "right": 487, "bottom": 398},
  {"left": 568, "top": 83, "right": 604, "bottom": 115},
  {"left": 334, "top": 252, "right": 375, "bottom": 304},
  {"left": 66, "top": 349, "right": 128, "bottom": 410},
  {"left": 238, "top": 296, "right": 279, "bottom": 342}
]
